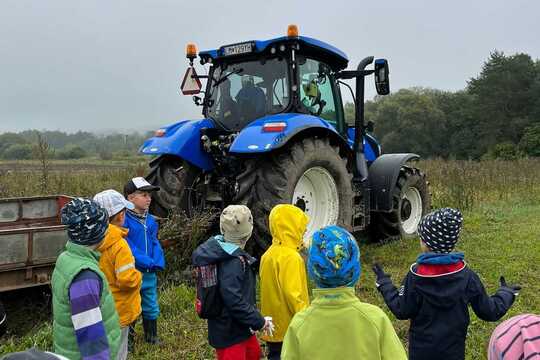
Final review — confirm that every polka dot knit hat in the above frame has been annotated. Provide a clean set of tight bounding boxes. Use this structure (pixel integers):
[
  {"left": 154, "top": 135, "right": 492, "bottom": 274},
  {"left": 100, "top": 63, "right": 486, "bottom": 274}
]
[{"left": 417, "top": 207, "right": 463, "bottom": 253}]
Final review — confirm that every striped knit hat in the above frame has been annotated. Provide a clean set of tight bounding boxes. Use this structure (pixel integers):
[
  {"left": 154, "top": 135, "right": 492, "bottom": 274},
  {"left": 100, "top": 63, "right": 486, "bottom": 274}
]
[
  {"left": 488, "top": 314, "right": 540, "bottom": 360},
  {"left": 418, "top": 208, "right": 463, "bottom": 254}
]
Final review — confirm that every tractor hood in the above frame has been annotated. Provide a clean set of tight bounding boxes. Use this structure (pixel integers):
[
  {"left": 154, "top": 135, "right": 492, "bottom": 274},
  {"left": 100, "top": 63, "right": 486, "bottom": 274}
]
[{"left": 139, "top": 118, "right": 215, "bottom": 170}]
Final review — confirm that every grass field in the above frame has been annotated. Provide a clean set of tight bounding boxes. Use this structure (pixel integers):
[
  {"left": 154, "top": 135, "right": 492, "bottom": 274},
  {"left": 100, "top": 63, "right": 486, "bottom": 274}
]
[{"left": 1, "top": 159, "right": 539, "bottom": 359}]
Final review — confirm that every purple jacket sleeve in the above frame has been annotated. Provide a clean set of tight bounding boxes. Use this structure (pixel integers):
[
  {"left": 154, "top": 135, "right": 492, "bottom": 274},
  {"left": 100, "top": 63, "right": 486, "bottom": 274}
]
[{"left": 68, "top": 270, "right": 111, "bottom": 360}]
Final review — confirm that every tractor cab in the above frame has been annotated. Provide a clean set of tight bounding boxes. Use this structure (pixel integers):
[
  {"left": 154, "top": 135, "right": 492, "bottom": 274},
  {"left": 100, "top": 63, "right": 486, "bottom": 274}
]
[{"left": 189, "top": 26, "right": 352, "bottom": 137}]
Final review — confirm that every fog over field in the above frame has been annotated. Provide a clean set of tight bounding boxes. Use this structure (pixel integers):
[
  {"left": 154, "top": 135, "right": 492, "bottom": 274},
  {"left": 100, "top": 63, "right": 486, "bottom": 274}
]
[{"left": 1, "top": 0, "right": 539, "bottom": 132}]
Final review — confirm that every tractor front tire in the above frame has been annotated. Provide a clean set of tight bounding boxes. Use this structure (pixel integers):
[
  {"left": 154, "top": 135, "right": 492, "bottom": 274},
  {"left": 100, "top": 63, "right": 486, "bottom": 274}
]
[
  {"left": 370, "top": 166, "right": 430, "bottom": 242},
  {"left": 235, "top": 137, "right": 353, "bottom": 255},
  {"left": 146, "top": 157, "right": 201, "bottom": 218}
]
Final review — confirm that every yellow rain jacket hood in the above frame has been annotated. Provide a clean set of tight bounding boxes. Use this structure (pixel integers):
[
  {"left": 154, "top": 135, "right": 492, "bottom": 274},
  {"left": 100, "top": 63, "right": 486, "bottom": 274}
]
[
  {"left": 97, "top": 224, "right": 142, "bottom": 327},
  {"left": 260, "top": 204, "right": 310, "bottom": 342}
]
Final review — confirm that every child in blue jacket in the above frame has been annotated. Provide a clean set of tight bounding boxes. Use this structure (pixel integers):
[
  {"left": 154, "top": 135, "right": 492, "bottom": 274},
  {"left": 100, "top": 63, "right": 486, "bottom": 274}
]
[{"left": 123, "top": 177, "right": 165, "bottom": 344}]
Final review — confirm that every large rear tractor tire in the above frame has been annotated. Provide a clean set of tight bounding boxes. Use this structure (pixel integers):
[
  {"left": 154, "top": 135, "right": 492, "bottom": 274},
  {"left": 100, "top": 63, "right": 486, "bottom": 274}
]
[
  {"left": 235, "top": 137, "right": 353, "bottom": 255},
  {"left": 146, "top": 157, "right": 202, "bottom": 218},
  {"left": 370, "top": 166, "right": 430, "bottom": 242}
]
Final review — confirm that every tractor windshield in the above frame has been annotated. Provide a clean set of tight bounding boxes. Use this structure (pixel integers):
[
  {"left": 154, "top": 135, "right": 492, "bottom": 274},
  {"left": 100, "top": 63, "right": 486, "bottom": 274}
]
[{"left": 207, "top": 57, "right": 290, "bottom": 131}]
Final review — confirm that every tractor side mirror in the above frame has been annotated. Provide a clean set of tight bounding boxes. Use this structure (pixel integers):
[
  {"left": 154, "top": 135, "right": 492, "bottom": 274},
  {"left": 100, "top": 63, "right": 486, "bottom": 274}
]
[{"left": 374, "top": 59, "right": 390, "bottom": 95}]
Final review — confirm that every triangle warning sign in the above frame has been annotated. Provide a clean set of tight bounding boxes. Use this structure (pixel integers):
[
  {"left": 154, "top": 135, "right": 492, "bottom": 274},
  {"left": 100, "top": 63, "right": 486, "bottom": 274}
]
[{"left": 181, "top": 67, "right": 202, "bottom": 95}]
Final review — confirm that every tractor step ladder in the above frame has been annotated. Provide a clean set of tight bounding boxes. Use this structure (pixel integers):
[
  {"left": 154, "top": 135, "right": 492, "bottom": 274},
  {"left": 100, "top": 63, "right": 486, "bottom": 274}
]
[{"left": 351, "top": 179, "right": 370, "bottom": 232}]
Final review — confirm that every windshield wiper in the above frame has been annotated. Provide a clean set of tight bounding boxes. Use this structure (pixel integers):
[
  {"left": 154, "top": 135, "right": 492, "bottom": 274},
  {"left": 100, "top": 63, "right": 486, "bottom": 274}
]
[{"left": 213, "top": 68, "right": 244, "bottom": 88}]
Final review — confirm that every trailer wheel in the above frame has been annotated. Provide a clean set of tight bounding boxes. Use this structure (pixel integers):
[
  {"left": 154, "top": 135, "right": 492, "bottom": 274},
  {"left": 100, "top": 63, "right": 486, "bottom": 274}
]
[
  {"left": 235, "top": 137, "right": 353, "bottom": 254},
  {"left": 146, "top": 157, "right": 203, "bottom": 218},
  {"left": 370, "top": 167, "right": 430, "bottom": 242}
]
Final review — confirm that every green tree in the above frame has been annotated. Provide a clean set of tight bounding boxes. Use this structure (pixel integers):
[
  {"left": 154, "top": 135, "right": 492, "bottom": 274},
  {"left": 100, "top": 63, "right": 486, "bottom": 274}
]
[
  {"left": 366, "top": 88, "right": 448, "bottom": 157},
  {"left": 431, "top": 90, "right": 477, "bottom": 159},
  {"left": 519, "top": 123, "right": 540, "bottom": 156},
  {"left": 467, "top": 51, "right": 538, "bottom": 156},
  {"left": 2, "top": 144, "right": 33, "bottom": 160},
  {"left": 55, "top": 145, "right": 87, "bottom": 159},
  {"left": 484, "top": 142, "right": 523, "bottom": 160},
  {"left": 0, "top": 133, "right": 27, "bottom": 156}
]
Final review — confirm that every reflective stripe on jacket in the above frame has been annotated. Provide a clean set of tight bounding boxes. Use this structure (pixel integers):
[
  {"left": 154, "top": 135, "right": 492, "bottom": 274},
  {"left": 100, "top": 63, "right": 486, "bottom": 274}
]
[{"left": 97, "top": 224, "right": 142, "bottom": 327}]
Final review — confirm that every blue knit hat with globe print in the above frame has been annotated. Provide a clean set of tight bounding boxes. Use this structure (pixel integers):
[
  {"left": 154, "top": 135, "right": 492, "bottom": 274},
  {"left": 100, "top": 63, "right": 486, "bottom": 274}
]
[{"left": 308, "top": 225, "right": 361, "bottom": 288}]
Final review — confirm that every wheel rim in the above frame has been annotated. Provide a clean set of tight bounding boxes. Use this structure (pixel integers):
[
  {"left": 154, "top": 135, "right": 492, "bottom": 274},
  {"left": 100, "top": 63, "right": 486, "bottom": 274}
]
[
  {"left": 400, "top": 186, "right": 423, "bottom": 235},
  {"left": 292, "top": 167, "right": 339, "bottom": 245}
]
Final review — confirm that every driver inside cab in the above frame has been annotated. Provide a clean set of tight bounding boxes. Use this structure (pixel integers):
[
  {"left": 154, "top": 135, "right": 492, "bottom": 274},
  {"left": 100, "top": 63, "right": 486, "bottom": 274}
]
[
  {"left": 301, "top": 76, "right": 321, "bottom": 115},
  {"left": 219, "top": 78, "right": 238, "bottom": 122},
  {"left": 236, "top": 75, "right": 266, "bottom": 121}
]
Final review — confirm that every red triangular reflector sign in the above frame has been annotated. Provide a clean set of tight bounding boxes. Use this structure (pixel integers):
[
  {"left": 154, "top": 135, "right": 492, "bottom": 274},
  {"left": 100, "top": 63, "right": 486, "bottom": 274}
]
[{"left": 181, "top": 67, "right": 202, "bottom": 95}]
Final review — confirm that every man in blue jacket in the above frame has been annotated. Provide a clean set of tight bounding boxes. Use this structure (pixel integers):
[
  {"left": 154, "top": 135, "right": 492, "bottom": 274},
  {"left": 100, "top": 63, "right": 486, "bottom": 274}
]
[{"left": 123, "top": 177, "right": 165, "bottom": 345}]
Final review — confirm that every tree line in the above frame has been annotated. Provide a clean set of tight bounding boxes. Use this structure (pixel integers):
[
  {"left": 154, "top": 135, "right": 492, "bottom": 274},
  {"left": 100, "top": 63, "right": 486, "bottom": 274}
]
[
  {"left": 1, "top": 51, "right": 539, "bottom": 161},
  {"left": 0, "top": 130, "right": 151, "bottom": 160},
  {"left": 346, "top": 50, "right": 540, "bottom": 159}
]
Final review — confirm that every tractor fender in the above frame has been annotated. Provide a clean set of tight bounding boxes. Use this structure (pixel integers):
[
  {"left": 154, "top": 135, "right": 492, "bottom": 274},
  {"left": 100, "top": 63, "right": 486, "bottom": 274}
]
[
  {"left": 139, "top": 118, "right": 215, "bottom": 171},
  {"left": 368, "top": 153, "right": 420, "bottom": 212},
  {"left": 229, "top": 113, "right": 347, "bottom": 154}
]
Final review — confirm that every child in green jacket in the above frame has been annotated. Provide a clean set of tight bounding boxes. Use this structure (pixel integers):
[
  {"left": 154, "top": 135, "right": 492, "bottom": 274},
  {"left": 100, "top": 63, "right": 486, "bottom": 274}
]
[{"left": 281, "top": 225, "right": 406, "bottom": 360}]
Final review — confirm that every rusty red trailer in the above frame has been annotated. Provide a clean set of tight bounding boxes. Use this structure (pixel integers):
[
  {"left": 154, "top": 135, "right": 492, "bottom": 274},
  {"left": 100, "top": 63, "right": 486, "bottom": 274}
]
[{"left": 0, "top": 195, "right": 72, "bottom": 292}]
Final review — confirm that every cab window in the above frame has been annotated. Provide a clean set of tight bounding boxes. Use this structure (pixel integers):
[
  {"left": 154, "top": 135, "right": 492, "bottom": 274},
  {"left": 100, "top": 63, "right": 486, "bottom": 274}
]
[{"left": 298, "top": 57, "right": 337, "bottom": 124}]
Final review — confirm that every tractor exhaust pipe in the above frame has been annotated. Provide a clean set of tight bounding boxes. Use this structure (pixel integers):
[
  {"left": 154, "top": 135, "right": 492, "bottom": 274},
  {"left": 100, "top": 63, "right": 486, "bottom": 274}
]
[{"left": 353, "top": 56, "right": 374, "bottom": 182}]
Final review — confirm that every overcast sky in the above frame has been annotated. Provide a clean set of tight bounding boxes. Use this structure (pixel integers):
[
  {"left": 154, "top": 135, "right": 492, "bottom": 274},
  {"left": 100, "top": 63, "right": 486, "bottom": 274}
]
[{"left": 1, "top": 0, "right": 538, "bottom": 133}]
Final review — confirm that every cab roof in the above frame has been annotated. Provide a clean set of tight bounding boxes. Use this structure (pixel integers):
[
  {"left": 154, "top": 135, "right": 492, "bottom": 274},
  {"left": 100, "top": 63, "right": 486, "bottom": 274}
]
[{"left": 199, "top": 35, "right": 349, "bottom": 70}]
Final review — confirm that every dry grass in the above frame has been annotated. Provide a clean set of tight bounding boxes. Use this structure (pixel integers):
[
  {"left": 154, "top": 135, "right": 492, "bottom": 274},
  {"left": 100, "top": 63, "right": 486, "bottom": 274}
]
[
  {"left": 419, "top": 158, "right": 540, "bottom": 210},
  {"left": 0, "top": 158, "right": 539, "bottom": 359}
]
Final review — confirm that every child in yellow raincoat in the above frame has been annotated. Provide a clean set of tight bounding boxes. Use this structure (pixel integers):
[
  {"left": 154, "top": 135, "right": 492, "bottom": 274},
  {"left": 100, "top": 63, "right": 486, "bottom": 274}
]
[
  {"left": 94, "top": 189, "right": 142, "bottom": 359},
  {"left": 259, "top": 204, "right": 310, "bottom": 360}
]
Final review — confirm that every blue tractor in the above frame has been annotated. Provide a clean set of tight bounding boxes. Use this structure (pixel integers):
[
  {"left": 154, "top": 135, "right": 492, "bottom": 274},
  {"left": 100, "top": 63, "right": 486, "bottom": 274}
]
[{"left": 141, "top": 25, "right": 430, "bottom": 252}]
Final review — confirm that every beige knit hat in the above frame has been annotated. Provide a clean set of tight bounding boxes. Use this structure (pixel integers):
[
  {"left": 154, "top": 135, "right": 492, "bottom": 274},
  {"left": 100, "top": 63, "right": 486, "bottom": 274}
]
[{"left": 220, "top": 205, "right": 254, "bottom": 245}]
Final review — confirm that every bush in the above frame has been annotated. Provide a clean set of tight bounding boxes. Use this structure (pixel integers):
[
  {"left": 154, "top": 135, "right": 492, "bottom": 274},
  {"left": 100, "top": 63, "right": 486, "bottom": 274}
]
[
  {"left": 55, "top": 145, "right": 87, "bottom": 159},
  {"left": 2, "top": 144, "right": 33, "bottom": 160},
  {"left": 158, "top": 208, "right": 219, "bottom": 285},
  {"left": 483, "top": 142, "right": 523, "bottom": 160},
  {"left": 519, "top": 124, "right": 540, "bottom": 157}
]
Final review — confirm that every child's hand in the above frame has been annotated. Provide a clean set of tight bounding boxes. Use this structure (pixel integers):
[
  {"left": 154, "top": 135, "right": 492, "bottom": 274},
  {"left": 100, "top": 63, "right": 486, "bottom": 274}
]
[
  {"left": 262, "top": 316, "right": 275, "bottom": 337},
  {"left": 372, "top": 263, "right": 388, "bottom": 288},
  {"left": 500, "top": 276, "right": 522, "bottom": 296},
  {"left": 372, "top": 263, "right": 387, "bottom": 278}
]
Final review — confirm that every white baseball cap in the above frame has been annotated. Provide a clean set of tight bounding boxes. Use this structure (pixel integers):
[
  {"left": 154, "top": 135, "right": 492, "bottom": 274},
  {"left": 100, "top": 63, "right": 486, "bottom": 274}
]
[{"left": 93, "top": 189, "right": 135, "bottom": 217}]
